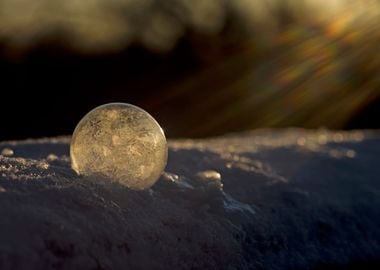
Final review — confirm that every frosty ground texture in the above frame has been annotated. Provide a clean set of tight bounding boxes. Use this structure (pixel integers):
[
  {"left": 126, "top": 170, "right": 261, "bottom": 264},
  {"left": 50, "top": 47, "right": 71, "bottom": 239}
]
[{"left": 0, "top": 129, "right": 379, "bottom": 269}]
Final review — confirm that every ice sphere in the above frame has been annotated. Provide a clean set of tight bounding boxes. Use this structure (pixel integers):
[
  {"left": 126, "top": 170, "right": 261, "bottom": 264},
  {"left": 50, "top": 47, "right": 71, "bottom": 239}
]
[{"left": 70, "top": 103, "right": 168, "bottom": 190}]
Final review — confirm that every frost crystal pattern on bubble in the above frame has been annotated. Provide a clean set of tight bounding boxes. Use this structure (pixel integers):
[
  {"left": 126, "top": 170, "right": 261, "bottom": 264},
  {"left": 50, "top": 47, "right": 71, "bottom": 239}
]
[{"left": 70, "top": 103, "right": 168, "bottom": 190}]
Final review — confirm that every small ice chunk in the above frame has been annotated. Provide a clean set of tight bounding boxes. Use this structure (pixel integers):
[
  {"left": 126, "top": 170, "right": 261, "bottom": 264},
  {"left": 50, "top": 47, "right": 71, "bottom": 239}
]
[
  {"left": 195, "top": 170, "right": 223, "bottom": 189},
  {"left": 47, "top": 154, "right": 59, "bottom": 161},
  {"left": 1, "top": 148, "right": 14, "bottom": 156},
  {"left": 161, "top": 172, "right": 194, "bottom": 189},
  {"left": 37, "top": 162, "right": 49, "bottom": 170},
  {"left": 161, "top": 171, "right": 180, "bottom": 182},
  {"left": 196, "top": 170, "right": 221, "bottom": 182}
]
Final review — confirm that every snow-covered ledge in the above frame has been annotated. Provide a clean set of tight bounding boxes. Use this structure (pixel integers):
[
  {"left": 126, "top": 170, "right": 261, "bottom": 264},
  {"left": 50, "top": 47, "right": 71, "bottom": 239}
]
[{"left": 0, "top": 129, "right": 379, "bottom": 269}]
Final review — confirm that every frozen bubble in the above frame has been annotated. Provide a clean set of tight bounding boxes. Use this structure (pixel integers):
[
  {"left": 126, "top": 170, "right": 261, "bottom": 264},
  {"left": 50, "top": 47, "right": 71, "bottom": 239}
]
[
  {"left": 70, "top": 103, "right": 168, "bottom": 190},
  {"left": 1, "top": 148, "right": 14, "bottom": 156}
]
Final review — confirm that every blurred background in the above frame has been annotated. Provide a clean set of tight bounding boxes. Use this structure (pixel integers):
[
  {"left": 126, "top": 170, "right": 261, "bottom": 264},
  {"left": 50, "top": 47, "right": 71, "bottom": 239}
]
[{"left": 0, "top": 0, "right": 379, "bottom": 140}]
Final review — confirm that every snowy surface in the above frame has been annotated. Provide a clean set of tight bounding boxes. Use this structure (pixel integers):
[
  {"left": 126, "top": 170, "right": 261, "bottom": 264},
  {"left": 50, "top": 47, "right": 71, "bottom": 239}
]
[{"left": 0, "top": 129, "right": 379, "bottom": 269}]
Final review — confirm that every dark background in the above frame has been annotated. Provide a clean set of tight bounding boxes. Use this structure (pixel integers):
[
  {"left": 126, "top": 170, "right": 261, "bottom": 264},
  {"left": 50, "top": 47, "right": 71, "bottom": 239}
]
[{"left": 0, "top": 0, "right": 379, "bottom": 140}]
